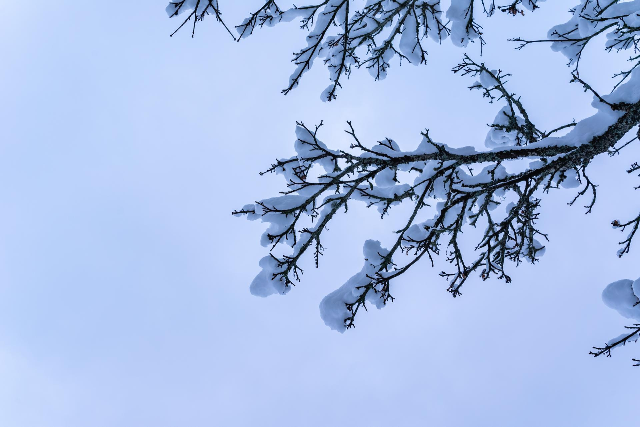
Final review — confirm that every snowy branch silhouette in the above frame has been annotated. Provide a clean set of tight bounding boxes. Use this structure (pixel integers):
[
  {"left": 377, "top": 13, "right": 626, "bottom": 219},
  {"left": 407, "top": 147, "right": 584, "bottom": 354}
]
[{"left": 168, "top": 0, "right": 640, "bottom": 363}]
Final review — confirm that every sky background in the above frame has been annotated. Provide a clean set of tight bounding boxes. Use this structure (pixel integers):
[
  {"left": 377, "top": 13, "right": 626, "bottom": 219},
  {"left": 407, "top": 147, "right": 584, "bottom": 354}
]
[{"left": 1, "top": 1, "right": 639, "bottom": 426}]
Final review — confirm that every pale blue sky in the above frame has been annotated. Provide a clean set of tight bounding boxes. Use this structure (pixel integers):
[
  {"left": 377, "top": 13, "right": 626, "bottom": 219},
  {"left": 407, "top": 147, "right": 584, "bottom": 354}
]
[{"left": 0, "top": 1, "right": 638, "bottom": 426}]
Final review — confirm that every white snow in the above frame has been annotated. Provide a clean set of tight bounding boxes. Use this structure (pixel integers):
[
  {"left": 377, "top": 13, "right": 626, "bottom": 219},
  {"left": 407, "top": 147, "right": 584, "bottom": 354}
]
[
  {"left": 250, "top": 255, "right": 291, "bottom": 297},
  {"left": 319, "top": 240, "right": 390, "bottom": 332},
  {"left": 602, "top": 278, "right": 640, "bottom": 321}
]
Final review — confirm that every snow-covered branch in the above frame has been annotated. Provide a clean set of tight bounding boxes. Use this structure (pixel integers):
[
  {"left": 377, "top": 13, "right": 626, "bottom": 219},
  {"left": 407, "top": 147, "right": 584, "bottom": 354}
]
[
  {"left": 592, "top": 279, "right": 640, "bottom": 364},
  {"left": 168, "top": 0, "right": 550, "bottom": 100},
  {"left": 513, "top": 0, "right": 640, "bottom": 89},
  {"left": 169, "top": 1, "right": 640, "bottom": 100},
  {"left": 167, "top": 1, "right": 640, "bottom": 363},
  {"left": 234, "top": 60, "right": 640, "bottom": 331}
]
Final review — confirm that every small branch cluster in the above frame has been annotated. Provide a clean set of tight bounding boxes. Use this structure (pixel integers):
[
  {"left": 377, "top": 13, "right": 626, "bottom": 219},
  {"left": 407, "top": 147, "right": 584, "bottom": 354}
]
[
  {"left": 168, "top": 0, "right": 548, "bottom": 100},
  {"left": 167, "top": 0, "right": 235, "bottom": 38},
  {"left": 590, "top": 324, "right": 640, "bottom": 362},
  {"left": 513, "top": 0, "right": 640, "bottom": 89}
]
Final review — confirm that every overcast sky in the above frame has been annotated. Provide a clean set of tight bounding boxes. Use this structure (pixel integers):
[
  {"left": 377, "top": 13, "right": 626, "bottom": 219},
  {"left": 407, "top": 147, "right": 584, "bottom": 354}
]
[{"left": 1, "top": 1, "right": 639, "bottom": 426}]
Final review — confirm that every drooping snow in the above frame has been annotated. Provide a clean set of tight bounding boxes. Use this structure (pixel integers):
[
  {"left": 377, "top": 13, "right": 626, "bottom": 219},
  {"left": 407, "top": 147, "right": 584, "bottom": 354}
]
[
  {"left": 319, "top": 240, "right": 390, "bottom": 332},
  {"left": 602, "top": 279, "right": 640, "bottom": 321}
]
